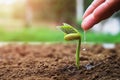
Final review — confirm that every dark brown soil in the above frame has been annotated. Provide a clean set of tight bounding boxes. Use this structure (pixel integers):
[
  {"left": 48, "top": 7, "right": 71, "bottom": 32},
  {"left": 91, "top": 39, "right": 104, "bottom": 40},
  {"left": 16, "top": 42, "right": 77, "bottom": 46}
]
[{"left": 0, "top": 43, "right": 120, "bottom": 80}]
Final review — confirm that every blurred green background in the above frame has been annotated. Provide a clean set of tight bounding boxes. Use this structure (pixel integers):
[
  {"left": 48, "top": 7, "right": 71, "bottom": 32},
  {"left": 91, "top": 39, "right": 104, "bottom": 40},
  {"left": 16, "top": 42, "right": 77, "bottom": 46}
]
[{"left": 0, "top": 0, "right": 120, "bottom": 43}]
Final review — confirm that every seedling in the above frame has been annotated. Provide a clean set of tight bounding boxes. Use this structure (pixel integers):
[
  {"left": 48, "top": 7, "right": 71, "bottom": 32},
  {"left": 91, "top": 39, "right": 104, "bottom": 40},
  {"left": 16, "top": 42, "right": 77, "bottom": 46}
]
[{"left": 57, "top": 23, "right": 81, "bottom": 69}]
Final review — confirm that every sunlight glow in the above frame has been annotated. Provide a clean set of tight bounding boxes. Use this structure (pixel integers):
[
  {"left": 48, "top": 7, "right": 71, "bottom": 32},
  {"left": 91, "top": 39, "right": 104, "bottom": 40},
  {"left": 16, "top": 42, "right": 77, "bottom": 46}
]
[{"left": 0, "top": 0, "right": 16, "bottom": 5}]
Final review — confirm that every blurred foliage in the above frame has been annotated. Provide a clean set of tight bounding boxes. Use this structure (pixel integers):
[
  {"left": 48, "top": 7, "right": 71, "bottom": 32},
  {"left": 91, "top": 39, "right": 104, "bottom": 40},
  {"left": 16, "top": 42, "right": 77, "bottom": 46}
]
[
  {"left": 84, "top": 0, "right": 93, "bottom": 11},
  {"left": 0, "top": 27, "right": 64, "bottom": 42},
  {"left": 12, "top": 3, "right": 26, "bottom": 19},
  {"left": 0, "top": 26, "right": 120, "bottom": 43},
  {"left": 113, "top": 10, "right": 120, "bottom": 18},
  {"left": 12, "top": 0, "right": 76, "bottom": 25},
  {"left": 50, "top": 0, "right": 76, "bottom": 24}
]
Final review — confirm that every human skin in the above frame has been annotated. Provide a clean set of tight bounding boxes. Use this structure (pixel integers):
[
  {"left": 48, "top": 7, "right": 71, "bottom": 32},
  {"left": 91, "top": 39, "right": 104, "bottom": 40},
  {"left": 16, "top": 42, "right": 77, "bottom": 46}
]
[{"left": 81, "top": 0, "right": 120, "bottom": 30}]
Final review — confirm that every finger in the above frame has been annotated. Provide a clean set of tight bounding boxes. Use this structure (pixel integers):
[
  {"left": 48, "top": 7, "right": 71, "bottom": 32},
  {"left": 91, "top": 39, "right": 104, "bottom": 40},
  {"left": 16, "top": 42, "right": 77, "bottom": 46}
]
[
  {"left": 93, "top": 0, "right": 120, "bottom": 21},
  {"left": 82, "top": 0, "right": 120, "bottom": 30},
  {"left": 82, "top": 14, "right": 97, "bottom": 30},
  {"left": 83, "top": 0, "right": 105, "bottom": 19}
]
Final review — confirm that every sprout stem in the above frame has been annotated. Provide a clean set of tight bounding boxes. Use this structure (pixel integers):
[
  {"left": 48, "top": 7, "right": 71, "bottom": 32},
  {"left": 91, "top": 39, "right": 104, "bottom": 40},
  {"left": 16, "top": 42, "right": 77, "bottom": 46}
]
[
  {"left": 57, "top": 23, "right": 81, "bottom": 69},
  {"left": 76, "top": 38, "right": 81, "bottom": 69}
]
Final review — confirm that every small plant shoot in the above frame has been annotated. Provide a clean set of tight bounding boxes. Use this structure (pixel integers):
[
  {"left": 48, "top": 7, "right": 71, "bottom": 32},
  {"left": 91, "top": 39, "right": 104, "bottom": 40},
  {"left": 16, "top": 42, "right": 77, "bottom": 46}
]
[{"left": 57, "top": 23, "right": 81, "bottom": 69}]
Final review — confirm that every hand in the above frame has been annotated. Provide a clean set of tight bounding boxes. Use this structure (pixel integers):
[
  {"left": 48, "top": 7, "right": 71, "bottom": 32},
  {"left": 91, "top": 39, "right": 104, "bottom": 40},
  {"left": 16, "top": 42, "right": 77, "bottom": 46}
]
[{"left": 81, "top": 0, "right": 120, "bottom": 30}]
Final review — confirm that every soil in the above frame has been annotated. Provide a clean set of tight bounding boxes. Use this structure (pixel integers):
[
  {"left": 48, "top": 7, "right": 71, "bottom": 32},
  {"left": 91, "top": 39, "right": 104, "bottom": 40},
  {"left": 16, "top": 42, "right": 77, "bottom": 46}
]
[{"left": 0, "top": 43, "right": 120, "bottom": 80}]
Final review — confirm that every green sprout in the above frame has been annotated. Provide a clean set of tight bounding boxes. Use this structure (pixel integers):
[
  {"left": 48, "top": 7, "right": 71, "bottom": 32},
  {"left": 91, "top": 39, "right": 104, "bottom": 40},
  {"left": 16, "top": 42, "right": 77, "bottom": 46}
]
[{"left": 57, "top": 23, "right": 81, "bottom": 69}]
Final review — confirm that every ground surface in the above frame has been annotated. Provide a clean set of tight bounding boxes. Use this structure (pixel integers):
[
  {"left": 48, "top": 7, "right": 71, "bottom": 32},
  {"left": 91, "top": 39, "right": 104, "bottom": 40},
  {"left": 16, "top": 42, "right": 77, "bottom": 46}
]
[{"left": 0, "top": 43, "right": 120, "bottom": 80}]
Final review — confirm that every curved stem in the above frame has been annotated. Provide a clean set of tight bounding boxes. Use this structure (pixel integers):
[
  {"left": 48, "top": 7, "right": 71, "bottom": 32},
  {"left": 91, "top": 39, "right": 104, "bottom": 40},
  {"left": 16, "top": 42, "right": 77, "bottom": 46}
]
[{"left": 76, "top": 38, "right": 81, "bottom": 69}]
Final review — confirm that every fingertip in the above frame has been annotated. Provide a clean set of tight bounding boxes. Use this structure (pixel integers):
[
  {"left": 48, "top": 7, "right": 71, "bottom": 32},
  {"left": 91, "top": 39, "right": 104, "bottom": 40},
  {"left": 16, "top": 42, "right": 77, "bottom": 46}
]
[
  {"left": 81, "top": 14, "right": 97, "bottom": 30},
  {"left": 81, "top": 21, "right": 88, "bottom": 31}
]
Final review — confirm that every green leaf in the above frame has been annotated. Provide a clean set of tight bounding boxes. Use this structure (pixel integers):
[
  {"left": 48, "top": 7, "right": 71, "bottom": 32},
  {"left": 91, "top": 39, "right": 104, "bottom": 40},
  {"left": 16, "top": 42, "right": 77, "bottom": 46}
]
[{"left": 58, "top": 23, "right": 79, "bottom": 34}]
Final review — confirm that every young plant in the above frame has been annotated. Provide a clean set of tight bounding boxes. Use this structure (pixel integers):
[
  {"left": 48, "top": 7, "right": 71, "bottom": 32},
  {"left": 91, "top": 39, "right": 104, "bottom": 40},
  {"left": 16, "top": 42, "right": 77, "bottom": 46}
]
[{"left": 57, "top": 23, "right": 81, "bottom": 69}]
